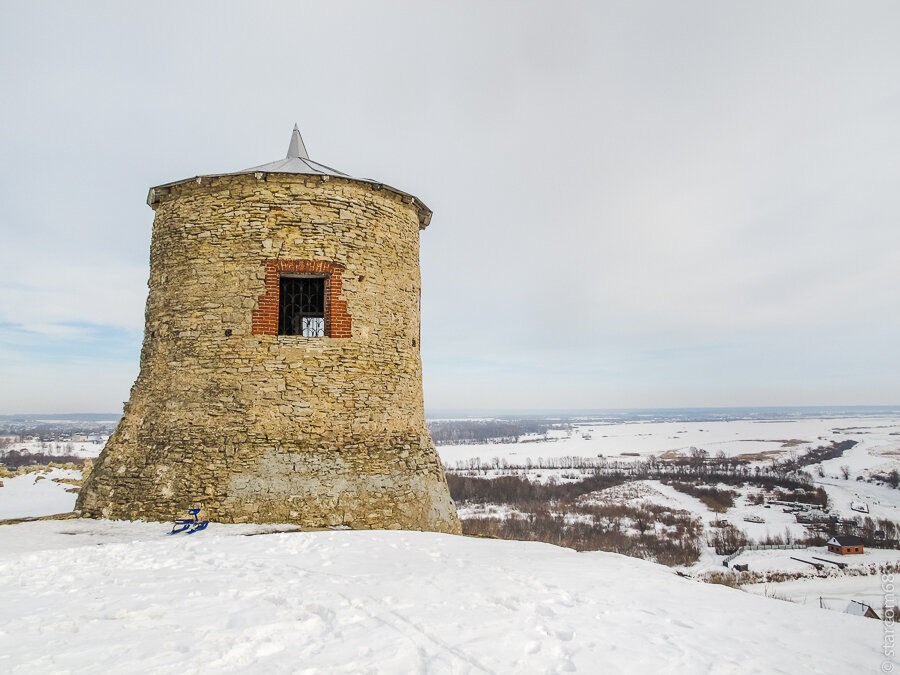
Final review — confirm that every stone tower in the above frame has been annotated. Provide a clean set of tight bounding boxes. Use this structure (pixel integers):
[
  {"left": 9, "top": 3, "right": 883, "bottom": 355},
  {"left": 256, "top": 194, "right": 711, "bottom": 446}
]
[{"left": 77, "top": 126, "right": 461, "bottom": 534}]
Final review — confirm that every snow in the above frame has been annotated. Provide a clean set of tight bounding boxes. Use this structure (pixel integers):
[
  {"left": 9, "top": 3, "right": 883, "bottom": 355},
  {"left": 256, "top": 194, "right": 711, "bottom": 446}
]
[
  {"left": 455, "top": 502, "right": 524, "bottom": 520},
  {"left": 2, "top": 412, "right": 898, "bottom": 671},
  {"left": 716, "top": 545, "right": 900, "bottom": 574},
  {"left": 437, "top": 415, "right": 900, "bottom": 471},
  {"left": 0, "top": 468, "right": 80, "bottom": 520},
  {"left": 815, "top": 477, "right": 900, "bottom": 523},
  {"left": 0, "top": 520, "right": 890, "bottom": 674},
  {"left": 847, "top": 600, "right": 878, "bottom": 617},
  {"left": 5, "top": 439, "right": 105, "bottom": 458},
  {"left": 746, "top": 573, "right": 896, "bottom": 612}
]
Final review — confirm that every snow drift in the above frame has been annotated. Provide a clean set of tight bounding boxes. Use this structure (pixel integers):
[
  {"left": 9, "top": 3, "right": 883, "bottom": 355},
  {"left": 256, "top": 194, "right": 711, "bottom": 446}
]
[{"left": 0, "top": 520, "right": 888, "bottom": 673}]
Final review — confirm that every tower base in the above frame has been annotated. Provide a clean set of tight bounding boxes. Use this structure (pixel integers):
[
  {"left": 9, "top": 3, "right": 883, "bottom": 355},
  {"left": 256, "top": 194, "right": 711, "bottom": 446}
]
[{"left": 77, "top": 422, "right": 461, "bottom": 534}]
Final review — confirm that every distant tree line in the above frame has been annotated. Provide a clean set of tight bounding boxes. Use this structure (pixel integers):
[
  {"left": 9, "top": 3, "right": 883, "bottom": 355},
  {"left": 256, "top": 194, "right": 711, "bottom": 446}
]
[
  {"left": 0, "top": 450, "right": 87, "bottom": 468},
  {"left": 462, "top": 504, "right": 703, "bottom": 567},
  {"left": 448, "top": 441, "right": 857, "bottom": 491},
  {"left": 450, "top": 459, "right": 825, "bottom": 493},
  {"left": 447, "top": 471, "right": 826, "bottom": 514},
  {"left": 428, "top": 420, "right": 568, "bottom": 445},
  {"left": 780, "top": 439, "right": 857, "bottom": 471},
  {"left": 871, "top": 469, "right": 900, "bottom": 488},
  {"left": 445, "top": 437, "right": 900, "bottom": 565},
  {"left": 447, "top": 472, "right": 628, "bottom": 505},
  {"left": 709, "top": 516, "right": 900, "bottom": 555},
  {"left": 806, "top": 515, "right": 900, "bottom": 548},
  {"left": 449, "top": 472, "right": 703, "bottom": 566},
  {"left": 0, "top": 421, "right": 117, "bottom": 441},
  {"left": 450, "top": 455, "right": 605, "bottom": 470}
]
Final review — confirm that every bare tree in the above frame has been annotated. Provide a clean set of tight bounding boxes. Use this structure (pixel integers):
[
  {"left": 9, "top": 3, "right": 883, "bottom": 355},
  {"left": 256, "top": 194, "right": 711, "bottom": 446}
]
[
  {"left": 689, "top": 447, "right": 708, "bottom": 473},
  {"left": 888, "top": 469, "right": 900, "bottom": 488},
  {"left": 840, "top": 465, "right": 851, "bottom": 480}
]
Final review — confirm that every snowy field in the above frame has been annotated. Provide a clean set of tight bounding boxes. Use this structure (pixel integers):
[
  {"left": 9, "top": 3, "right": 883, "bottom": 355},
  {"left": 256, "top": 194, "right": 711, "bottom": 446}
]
[
  {"left": 436, "top": 414, "right": 900, "bottom": 474},
  {"left": 0, "top": 520, "right": 891, "bottom": 674}
]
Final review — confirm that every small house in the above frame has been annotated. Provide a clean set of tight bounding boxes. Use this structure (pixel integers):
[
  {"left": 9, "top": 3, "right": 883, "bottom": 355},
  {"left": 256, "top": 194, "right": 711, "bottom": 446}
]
[
  {"left": 827, "top": 535, "right": 864, "bottom": 555},
  {"left": 845, "top": 600, "right": 879, "bottom": 619}
]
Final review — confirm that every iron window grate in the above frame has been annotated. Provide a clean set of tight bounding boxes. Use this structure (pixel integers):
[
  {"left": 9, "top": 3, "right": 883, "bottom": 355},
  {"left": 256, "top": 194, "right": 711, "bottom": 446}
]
[{"left": 279, "top": 276, "right": 325, "bottom": 336}]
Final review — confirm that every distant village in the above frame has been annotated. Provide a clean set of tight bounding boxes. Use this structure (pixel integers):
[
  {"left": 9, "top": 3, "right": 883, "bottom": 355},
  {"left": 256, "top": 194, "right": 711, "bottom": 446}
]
[{"left": 0, "top": 418, "right": 117, "bottom": 466}]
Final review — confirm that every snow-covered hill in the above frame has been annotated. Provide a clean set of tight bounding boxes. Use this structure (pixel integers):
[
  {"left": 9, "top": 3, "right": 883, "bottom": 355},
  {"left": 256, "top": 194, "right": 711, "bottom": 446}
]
[
  {"left": 0, "top": 520, "right": 889, "bottom": 673},
  {"left": 0, "top": 467, "right": 81, "bottom": 520}
]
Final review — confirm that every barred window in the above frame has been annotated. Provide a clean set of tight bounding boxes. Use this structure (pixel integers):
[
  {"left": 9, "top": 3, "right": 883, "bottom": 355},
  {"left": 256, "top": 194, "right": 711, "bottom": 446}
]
[{"left": 279, "top": 276, "right": 325, "bottom": 337}]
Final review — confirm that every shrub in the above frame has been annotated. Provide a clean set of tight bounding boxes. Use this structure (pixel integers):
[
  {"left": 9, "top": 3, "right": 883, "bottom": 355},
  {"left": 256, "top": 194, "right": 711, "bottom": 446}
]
[{"left": 666, "top": 481, "right": 736, "bottom": 512}]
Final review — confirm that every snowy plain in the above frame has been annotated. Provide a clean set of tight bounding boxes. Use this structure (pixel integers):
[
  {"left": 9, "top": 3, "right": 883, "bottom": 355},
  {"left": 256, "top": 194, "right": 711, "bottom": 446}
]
[{"left": 436, "top": 414, "right": 900, "bottom": 473}]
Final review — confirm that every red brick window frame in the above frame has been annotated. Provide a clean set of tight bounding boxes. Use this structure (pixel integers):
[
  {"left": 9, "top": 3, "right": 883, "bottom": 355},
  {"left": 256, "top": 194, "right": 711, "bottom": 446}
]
[{"left": 252, "top": 260, "right": 352, "bottom": 338}]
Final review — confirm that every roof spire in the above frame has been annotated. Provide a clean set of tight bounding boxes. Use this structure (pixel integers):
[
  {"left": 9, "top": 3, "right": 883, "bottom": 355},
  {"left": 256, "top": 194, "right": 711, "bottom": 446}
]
[{"left": 286, "top": 123, "right": 309, "bottom": 160}]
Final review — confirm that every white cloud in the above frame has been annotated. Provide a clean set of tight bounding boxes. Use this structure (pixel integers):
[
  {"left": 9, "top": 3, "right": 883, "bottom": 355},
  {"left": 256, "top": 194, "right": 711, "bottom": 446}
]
[{"left": 0, "top": 260, "right": 147, "bottom": 332}]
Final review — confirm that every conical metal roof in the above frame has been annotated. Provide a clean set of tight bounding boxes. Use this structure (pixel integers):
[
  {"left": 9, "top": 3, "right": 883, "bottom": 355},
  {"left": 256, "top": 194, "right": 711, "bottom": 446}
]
[
  {"left": 147, "top": 125, "right": 432, "bottom": 228},
  {"left": 240, "top": 125, "right": 352, "bottom": 178}
]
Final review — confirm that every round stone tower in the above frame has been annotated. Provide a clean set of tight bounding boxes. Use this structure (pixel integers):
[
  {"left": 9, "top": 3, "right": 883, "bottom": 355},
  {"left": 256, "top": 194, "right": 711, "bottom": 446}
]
[{"left": 77, "top": 126, "right": 461, "bottom": 534}]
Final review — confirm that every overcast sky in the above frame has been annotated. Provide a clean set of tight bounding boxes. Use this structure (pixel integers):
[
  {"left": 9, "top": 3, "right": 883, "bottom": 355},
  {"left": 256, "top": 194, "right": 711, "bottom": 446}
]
[{"left": 1, "top": 1, "right": 898, "bottom": 414}]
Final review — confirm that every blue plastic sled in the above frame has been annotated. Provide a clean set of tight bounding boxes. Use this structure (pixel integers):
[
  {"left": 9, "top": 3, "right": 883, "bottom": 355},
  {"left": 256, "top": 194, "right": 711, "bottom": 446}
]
[{"left": 170, "top": 508, "right": 209, "bottom": 534}]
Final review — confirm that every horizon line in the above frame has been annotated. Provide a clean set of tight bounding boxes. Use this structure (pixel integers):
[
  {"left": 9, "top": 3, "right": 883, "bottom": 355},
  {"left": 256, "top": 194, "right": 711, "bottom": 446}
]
[{"left": 2, "top": 403, "right": 899, "bottom": 419}]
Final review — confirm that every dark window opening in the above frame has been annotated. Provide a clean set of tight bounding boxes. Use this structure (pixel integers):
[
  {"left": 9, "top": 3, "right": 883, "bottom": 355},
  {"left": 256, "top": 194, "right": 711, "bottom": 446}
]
[{"left": 279, "top": 276, "right": 325, "bottom": 336}]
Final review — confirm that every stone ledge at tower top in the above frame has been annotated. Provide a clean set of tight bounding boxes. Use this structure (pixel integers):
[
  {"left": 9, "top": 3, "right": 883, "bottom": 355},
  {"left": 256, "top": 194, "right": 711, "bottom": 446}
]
[{"left": 146, "top": 124, "right": 432, "bottom": 229}]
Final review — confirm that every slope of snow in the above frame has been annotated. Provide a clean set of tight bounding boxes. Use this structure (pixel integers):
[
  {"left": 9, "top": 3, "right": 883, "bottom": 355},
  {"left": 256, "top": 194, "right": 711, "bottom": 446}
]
[
  {"left": 0, "top": 468, "right": 80, "bottom": 520},
  {"left": 746, "top": 574, "right": 895, "bottom": 612},
  {"left": 0, "top": 520, "right": 890, "bottom": 674}
]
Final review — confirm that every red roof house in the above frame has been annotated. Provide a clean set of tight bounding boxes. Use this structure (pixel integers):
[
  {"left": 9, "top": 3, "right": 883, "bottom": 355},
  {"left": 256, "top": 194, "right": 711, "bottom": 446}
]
[{"left": 827, "top": 535, "right": 864, "bottom": 555}]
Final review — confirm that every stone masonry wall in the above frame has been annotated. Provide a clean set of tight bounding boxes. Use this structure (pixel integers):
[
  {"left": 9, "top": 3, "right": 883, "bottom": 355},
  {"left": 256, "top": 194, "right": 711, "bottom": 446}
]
[{"left": 76, "top": 173, "right": 460, "bottom": 534}]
